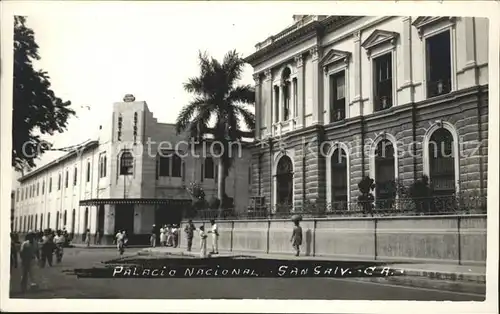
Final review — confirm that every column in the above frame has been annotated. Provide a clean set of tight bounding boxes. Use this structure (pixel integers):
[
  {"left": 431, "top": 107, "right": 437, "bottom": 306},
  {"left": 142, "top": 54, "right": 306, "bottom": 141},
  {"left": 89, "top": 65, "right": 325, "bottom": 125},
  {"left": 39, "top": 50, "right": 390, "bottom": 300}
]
[
  {"left": 351, "top": 31, "right": 363, "bottom": 116},
  {"left": 264, "top": 69, "right": 273, "bottom": 137},
  {"left": 278, "top": 83, "right": 284, "bottom": 122},
  {"left": 311, "top": 46, "right": 323, "bottom": 125},
  {"left": 294, "top": 55, "right": 305, "bottom": 128},
  {"left": 253, "top": 74, "right": 261, "bottom": 139}
]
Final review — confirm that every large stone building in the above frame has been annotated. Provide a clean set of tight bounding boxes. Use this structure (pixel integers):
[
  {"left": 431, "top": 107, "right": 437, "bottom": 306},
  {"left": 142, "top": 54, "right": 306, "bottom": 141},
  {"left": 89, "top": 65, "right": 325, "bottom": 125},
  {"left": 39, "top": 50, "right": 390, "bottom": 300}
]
[
  {"left": 245, "top": 16, "right": 489, "bottom": 212},
  {"left": 13, "top": 96, "right": 252, "bottom": 244}
]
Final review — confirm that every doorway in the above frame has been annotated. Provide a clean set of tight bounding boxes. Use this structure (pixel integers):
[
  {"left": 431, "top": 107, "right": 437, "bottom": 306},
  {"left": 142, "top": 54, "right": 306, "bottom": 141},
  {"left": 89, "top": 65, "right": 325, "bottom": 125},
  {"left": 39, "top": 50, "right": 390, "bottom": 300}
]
[
  {"left": 114, "top": 204, "right": 134, "bottom": 235},
  {"left": 155, "top": 204, "right": 183, "bottom": 226}
]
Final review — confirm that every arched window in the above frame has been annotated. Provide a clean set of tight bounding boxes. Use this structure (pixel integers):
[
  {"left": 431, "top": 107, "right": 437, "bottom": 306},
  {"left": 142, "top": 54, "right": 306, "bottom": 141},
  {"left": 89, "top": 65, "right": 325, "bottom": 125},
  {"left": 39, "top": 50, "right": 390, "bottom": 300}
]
[
  {"left": 331, "top": 148, "right": 348, "bottom": 210},
  {"left": 281, "top": 67, "right": 292, "bottom": 121},
  {"left": 276, "top": 155, "right": 294, "bottom": 210},
  {"left": 40, "top": 213, "right": 43, "bottom": 231},
  {"left": 119, "top": 151, "right": 134, "bottom": 175},
  {"left": 429, "top": 128, "right": 455, "bottom": 196},
  {"left": 34, "top": 215, "right": 38, "bottom": 231},
  {"left": 56, "top": 211, "right": 60, "bottom": 230},
  {"left": 63, "top": 210, "right": 67, "bottom": 227},
  {"left": 375, "top": 139, "right": 396, "bottom": 207},
  {"left": 47, "top": 212, "right": 51, "bottom": 229}
]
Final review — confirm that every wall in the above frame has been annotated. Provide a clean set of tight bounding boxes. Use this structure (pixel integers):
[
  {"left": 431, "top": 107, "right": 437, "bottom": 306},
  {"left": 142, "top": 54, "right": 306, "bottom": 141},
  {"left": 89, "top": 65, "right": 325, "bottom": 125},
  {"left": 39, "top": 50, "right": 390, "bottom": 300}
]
[{"left": 179, "top": 215, "right": 486, "bottom": 265}]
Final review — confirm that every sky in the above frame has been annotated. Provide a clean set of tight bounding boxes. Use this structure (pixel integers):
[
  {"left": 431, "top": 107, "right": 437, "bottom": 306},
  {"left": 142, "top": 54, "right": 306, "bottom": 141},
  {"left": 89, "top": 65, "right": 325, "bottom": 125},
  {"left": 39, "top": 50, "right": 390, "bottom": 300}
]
[{"left": 11, "top": 3, "right": 298, "bottom": 183}]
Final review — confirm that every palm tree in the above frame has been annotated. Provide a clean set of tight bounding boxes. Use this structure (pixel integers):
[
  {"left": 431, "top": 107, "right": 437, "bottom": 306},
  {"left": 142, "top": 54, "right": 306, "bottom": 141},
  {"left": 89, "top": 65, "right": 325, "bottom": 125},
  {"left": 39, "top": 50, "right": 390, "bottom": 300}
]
[{"left": 176, "top": 50, "right": 255, "bottom": 215}]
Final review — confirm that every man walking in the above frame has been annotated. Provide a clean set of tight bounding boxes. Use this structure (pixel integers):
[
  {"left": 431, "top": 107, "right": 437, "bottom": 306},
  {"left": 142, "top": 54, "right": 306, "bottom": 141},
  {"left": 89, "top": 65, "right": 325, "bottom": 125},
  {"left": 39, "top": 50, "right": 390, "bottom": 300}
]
[
  {"left": 184, "top": 220, "right": 195, "bottom": 252},
  {"left": 290, "top": 218, "right": 303, "bottom": 257},
  {"left": 150, "top": 224, "right": 157, "bottom": 247},
  {"left": 40, "top": 229, "right": 55, "bottom": 268},
  {"left": 19, "top": 231, "right": 37, "bottom": 292},
  {"left": 208, "top": 219, "right": 219, "bottom": 255}
]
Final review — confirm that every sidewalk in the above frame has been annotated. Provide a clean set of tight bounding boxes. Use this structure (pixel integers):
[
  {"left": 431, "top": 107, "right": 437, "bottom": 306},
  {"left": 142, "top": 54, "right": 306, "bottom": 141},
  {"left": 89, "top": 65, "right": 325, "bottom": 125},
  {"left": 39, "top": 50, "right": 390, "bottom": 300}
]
[
  {"left": 69, "top": 244, "right": 150, "bottom": 249},
  {"left": 140, "top": 246, "right": 486, "bottom": 294}
]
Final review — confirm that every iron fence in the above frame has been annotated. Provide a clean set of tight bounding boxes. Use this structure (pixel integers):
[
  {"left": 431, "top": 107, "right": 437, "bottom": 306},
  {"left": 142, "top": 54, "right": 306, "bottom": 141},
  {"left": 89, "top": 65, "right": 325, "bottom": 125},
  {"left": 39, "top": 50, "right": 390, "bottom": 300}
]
[{"left": 184, "top": 194, "right": 487, "bottom": 221}]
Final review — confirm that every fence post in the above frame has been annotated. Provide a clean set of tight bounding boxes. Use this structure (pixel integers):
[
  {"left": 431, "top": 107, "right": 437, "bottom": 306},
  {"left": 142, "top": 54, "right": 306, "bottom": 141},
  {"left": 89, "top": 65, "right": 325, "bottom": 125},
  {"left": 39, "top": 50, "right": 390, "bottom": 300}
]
[
  {"left": 457, "top": 215, "right": 462, "bottom": 265},
  {"left": 230, "top": 220, "right": 234, "bottom": 252},
  {"left": 374, "top": 218, "right": 378, "bottom": 261},
  {"left": 266, "top": 220, "right": 270, "bottom": 254},
  {"left": 312, "top": 219, "right": 317, "bottom": 257}
]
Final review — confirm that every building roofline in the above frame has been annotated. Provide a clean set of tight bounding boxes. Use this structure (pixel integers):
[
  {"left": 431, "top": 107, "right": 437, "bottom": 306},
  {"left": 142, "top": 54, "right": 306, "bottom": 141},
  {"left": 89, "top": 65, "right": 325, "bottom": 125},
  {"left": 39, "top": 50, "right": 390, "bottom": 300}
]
[
  {"left": 244, "top": 16, "right": 361, "bottom": 66},
  {"left": 18, "top": 140, "right": 99, "bottom": 183}
]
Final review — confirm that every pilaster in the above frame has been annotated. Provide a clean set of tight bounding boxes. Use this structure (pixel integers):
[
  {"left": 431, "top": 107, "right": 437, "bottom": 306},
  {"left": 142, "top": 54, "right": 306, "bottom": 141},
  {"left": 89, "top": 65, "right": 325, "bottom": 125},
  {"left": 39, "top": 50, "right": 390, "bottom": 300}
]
[
  {"left": 399, "top": 16, "right": 414, "bottom": 104},
  {"left": 253, "top": 74, "right": 262, "bottom": 139},
  {"left": 311, "top": 47, "right": 323, "bottom": 125},
  {"left": 351, "top": 31, "right": 363, "bottom": 117},
  {"left": 295, "top": 55, "right": 305, "bottom": 128},
  {"left": 264, "top": 70, "right": 273, "bottom": 137}
]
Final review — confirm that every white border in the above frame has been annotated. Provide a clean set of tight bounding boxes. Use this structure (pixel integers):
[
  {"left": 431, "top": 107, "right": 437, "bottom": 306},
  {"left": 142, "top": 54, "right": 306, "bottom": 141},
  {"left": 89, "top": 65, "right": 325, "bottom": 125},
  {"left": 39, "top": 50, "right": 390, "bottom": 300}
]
[{"left": 1, "top": 1, "right": 499, "bottom": 314}]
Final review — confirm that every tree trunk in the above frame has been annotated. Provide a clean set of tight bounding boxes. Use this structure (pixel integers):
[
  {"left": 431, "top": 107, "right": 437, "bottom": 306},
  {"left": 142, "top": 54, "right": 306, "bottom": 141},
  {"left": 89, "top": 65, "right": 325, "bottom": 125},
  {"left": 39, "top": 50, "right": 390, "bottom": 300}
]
[{"left": 217, "top": 158, "right": 226, "bottom": 217}]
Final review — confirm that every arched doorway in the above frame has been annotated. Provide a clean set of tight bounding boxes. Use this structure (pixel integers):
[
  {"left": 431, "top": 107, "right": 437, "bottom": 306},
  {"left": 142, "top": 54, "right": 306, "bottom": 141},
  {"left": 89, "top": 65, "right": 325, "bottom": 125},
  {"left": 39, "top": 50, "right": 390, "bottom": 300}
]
[
  {"left": 34, "top": 215, "right": 38, "bottom": 231},
  {"left": 276, "top": 155, "right": 293, "bottom": 211},
  {"left": 429, "top": 128, "right": 455, "bottom": 196},
  {"left": 331, "top": 148, "right": 348, "bottom": 210},
  {"left": 375, "top": 139, "right": 396, "bottom": 208},
  {"left": 83, "top": 207, "right": 89, "bottom": 242}
]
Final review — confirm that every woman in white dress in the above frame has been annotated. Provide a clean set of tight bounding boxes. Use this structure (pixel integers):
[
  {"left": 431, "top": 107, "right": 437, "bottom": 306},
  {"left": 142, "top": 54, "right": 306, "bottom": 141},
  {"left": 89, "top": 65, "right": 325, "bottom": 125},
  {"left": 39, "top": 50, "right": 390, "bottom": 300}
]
[{"left": 159, "top": 225, "right": 167, "bottom": 246}]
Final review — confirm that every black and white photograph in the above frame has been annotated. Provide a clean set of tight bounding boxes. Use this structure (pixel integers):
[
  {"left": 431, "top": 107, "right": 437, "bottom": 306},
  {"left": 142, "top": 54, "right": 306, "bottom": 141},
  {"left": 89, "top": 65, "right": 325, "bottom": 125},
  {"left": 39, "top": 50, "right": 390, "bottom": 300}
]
[{"left": 1, "top": 1, "right": 498, "bottom": 313}]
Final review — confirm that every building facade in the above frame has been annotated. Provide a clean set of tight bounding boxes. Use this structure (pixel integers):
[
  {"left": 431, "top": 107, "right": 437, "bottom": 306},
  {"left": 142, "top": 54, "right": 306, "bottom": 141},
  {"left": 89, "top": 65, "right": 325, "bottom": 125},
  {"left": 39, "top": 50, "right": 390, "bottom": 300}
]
[
  {"left": 13, "top": 96, "right": 252, "bottom": 244},
  {"left": 245, "top": 16, "right": 489, "bottom": 212}
]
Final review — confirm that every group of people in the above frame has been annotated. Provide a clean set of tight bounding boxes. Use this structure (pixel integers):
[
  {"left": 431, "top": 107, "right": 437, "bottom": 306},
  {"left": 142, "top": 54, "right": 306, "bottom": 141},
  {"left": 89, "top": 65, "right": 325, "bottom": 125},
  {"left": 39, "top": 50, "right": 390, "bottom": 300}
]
[
  {"left": 10, "top": 228, "right": 68, "bottom": 293},
  {"left": 149, "top": 224, "right": 180, "bottom": 248},
  {"left": 183, "top": 219, "right": 219, "bottom": 258}
]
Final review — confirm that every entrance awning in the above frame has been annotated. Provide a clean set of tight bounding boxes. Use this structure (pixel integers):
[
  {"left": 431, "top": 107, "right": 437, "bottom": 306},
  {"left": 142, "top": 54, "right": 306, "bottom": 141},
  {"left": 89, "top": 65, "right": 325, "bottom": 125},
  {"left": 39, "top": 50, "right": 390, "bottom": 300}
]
[{"left": 79, "top": 198, "right": 191, "bottom": 206}]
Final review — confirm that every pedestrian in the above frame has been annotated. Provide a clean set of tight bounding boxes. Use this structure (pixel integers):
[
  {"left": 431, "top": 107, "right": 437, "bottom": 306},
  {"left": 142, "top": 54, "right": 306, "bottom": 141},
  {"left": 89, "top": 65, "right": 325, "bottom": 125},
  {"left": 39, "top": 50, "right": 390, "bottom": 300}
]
[
  {"left": 199, "top": 225, "right": 208, "bottom": 258},
  {"left": 208, "top": 219, "right": 219, "bottom": 254},
  {"left": 290, "top": 219, "right": 303, "bottom": 257},
  {"left": 166, "top": 224, "right": 173, "bottom": 247},
  {"left": 54, "top": 230, "right": 65, "bottom": 263},
  {"left": 172, "top": 224, "right": 179, "bottom": 248},
  {"left": 19, "top": 231, "right": 38, "bottom": 293},
  {"left": 40, "top": 229, "right": 55, "bottom": 268},
  {"left": 115, "top": 230, "right": 125, "bottom": 255},
  {"left": 150, "top": 224, "right": 157, "bottom": 247},
  {"left": 96, "top": 229, "right": 102, "bottom": 245},
  {"left": 10, "top": 232, "right": 20, "bottom": 269},
  {"left": 85, "top": 229, "right": 91, "bottom": 247},
  {"left": 159, "top": 225, "right": 167, "bottom": 247},
  {"left": 184, "top": 220, "right": 195, "bottom": 252}
]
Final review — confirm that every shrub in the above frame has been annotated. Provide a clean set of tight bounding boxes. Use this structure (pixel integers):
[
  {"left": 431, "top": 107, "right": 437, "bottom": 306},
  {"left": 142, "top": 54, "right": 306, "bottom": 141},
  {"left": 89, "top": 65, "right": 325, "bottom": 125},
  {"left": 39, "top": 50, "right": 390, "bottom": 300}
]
[
  {"left": 357, "top": 176, "right": 375, "bottom": 216},
  {"left": 408, "top": 175, "right": 434, "bottom": 214}
]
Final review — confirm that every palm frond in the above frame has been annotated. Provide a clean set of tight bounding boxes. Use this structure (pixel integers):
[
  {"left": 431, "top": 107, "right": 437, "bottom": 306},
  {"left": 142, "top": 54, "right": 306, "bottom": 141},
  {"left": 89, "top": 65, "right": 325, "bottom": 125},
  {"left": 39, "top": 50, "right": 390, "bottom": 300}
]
[
  {"left": 175, "top": 98, "right": 206, "bottom": 134},
  {"left": 234, "top": 104, "right": 255, "bottom": 132},
  {"left": 227, "top": 85, "right": 255, "bottom": 105}
]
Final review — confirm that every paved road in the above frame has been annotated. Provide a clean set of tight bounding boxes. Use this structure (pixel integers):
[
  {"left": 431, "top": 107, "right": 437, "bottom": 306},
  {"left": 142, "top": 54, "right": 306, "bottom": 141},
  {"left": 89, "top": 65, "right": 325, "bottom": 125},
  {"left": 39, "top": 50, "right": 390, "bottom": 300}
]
[{"left": 9, "top": 247, "right": 483, "bottom": 301}]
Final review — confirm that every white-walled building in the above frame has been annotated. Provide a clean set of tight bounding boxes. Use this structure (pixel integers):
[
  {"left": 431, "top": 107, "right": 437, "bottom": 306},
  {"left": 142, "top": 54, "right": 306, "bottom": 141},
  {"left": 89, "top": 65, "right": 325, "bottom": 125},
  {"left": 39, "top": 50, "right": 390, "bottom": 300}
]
[
  {"left": 245, "top": 16, "right": 489, "bottom": 211},
  {"left": 13, "top": 95, "right": 252, "bottom": 244}
]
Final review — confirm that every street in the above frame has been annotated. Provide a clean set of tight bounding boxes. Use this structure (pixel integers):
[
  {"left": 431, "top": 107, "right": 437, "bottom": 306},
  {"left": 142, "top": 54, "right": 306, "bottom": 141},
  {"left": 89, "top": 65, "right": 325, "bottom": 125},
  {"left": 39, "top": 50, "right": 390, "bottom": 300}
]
[{"left": 9, "top": 247, "right": 484, "bottom": 301}]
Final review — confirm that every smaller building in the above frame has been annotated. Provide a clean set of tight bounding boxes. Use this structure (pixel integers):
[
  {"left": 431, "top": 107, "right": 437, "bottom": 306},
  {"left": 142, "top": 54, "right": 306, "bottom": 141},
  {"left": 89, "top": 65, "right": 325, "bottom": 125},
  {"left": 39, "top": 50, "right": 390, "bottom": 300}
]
[{"left": 13, "top": 96, "right": 252, "bottom": 244}]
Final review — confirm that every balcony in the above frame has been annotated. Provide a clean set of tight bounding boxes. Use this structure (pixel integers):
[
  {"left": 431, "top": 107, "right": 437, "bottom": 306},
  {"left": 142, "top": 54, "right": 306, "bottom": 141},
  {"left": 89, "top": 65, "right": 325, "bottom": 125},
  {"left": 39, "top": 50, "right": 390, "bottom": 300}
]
[{"left": 427, "top": 78, "right": 451, "bottom": 98}]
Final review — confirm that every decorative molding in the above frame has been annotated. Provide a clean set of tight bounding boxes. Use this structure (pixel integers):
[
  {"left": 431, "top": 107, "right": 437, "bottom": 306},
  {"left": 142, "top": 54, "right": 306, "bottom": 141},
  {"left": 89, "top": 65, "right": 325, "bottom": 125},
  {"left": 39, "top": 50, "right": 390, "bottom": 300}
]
[
  {"left": 412, "top": 16, "right": 456, "bottom": 39},
  {"left": 310, "top": 46, "right": 321, "bottom": 61},
  {"left": 253, "top": 74, "right": 261, "bottom": 84},
  {"left": 294, "top": 54, "right": 304, "bottom": 68},
  {"left": 320, "top": 49, "right": 351, "bottom": 73},
  {"left": 353, "top": 31, "right": 361, "bottom": 42},
  {"left": 361, "top": 29, "right": 399, "bottom": 58},
  {"left": 264, "top": 69, "right": 272, "bottom": 81}
]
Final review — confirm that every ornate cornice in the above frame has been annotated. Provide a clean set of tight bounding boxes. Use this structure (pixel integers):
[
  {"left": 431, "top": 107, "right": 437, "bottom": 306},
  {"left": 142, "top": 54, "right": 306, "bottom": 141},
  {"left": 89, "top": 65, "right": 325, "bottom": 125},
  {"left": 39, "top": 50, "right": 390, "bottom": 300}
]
[
  {"left": 361, "top": 29, "right": 399, "bottom": 58},
  {"left": 412, "top": 16, "right": 456, "bottom": 39},
  {"left": 320, "top": 49, "right": 351, "bottom": 72}
]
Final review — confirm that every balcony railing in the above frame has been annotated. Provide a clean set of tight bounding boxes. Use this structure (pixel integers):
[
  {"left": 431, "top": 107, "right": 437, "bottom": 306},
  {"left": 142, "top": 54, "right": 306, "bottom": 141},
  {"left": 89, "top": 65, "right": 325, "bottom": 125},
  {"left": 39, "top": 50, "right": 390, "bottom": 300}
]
[
  {"left": 427, "top": 78, "right": 451, "bottom": 98},
  {"left": 183, "top": 195, "right": 487, "bottom": 221}
]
